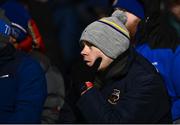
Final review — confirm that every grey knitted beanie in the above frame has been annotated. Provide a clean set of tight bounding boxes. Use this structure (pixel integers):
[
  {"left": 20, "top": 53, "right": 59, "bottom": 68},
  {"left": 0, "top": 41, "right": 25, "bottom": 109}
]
[{"left": 80, "top": 9, "right": 130, "bottom": 59}]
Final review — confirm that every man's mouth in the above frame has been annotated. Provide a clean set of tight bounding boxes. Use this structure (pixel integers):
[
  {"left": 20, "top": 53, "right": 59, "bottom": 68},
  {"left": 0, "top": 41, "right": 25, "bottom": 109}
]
[
  {"left": 85, "top": 60, "right": 91, "bottom": 65},
  {"left": 84, "top": 59, "right": 89, "bottom": 63}
]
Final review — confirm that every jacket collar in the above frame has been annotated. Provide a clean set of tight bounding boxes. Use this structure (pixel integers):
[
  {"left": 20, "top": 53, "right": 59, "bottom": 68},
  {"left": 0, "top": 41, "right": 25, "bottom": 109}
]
[{"left": 95, "top": 46, "right": 135, "bottom": 88}]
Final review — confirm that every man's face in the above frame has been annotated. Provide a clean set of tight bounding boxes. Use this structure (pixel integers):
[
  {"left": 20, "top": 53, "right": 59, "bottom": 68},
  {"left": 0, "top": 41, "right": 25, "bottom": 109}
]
[
  {"left": 9, "top": 36, "right": 18, "bottom": 48},
  {"left": 171, "top": 4, "right": 180, "bottom": 21},
  {"left": 80, "top": 41, "right": 113, "bottom": 71}
]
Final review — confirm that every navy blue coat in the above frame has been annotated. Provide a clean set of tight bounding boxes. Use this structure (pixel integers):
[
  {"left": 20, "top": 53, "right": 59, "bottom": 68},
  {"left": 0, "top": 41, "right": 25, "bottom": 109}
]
[
  {"left": 0, "top": 44, "right": 47, "bottom": 123},
  {"left": 63, "top": 47, "right": 172, "bottom": 123}
]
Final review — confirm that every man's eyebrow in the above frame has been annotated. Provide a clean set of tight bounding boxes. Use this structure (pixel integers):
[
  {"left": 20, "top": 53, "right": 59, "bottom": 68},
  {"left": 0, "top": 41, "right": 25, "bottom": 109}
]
[{"left": 83, "top": 40, "right": 93, "bottom": 47}]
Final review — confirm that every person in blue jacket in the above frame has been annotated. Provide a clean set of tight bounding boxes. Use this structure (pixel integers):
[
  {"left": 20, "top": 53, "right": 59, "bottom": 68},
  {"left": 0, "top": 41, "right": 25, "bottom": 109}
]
[
  {"left": 112, "top": 0, "right": 180, "bottom": 122},
  {"left": 0, "top": 13, "right": 47, "bottom": 123},
  {"left": 58, "top": 10, "right": 172, "bottom": 123},
  {"left": 0, "top": 0, "right": 46, "bottom": 53}
]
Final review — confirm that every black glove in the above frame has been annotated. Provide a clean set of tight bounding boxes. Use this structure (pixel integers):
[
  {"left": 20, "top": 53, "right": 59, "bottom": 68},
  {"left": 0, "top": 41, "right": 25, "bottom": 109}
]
[{"left": 71, "top": 57, "right": 102, "bottom": 95}]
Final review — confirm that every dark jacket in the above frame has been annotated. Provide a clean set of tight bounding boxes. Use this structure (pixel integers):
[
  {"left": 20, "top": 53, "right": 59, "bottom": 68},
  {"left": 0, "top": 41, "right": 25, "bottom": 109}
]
[
  {"left": 59, "top": 47, "right": 172, "bottom": 123},
  {"left": 0, "top": 44, "right": 47, "bottom": 123}
]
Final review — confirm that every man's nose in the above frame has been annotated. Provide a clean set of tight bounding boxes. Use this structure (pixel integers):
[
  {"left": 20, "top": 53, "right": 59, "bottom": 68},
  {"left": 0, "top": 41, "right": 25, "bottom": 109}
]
[{"left": 81, "top": 45, "right": 88, "bottom": 55}]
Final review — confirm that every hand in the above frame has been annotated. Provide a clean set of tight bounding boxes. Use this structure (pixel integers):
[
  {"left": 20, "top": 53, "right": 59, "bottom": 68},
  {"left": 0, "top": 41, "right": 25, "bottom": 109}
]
[{"left": 71, "top": 57, "right": 102, "bottom": 95}]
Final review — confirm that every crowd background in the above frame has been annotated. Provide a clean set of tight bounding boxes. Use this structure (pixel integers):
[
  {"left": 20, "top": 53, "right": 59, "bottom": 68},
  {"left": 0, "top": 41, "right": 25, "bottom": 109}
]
[{"left": 0, "top": 0, "right": 179, "bottom": 123}]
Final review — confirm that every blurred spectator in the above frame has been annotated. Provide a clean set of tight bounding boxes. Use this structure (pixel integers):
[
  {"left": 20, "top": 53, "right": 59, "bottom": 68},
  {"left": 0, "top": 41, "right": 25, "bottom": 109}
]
[
  {"left": 0, "top": 11, "right": 47, "bottom": 123},
  {"left": 1, "top": 1, "right": 65, "bottom": 123},
  {"left": 169, "top": 0, "right": 180, "bottom": 20},
  {"left": 165, "top": 0, "right": 180, "bottom": 123},
  {"left": 136, "top": 0, "right": 180, "bottom": 122},
  {"left": 167, "top": 0, "right": 180, "bottom": 35},
  {"left": 113, "top": 0, "right": 180, "bottom": 122},
  {"left": 1, "top": 0, "right": 46, "bottom": 53},
  {"left": 30, "top": 50, "right": 65, "bottom": 123}
]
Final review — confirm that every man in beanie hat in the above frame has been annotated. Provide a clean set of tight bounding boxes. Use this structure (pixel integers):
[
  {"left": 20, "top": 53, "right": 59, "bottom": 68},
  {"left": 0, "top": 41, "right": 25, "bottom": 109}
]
[
  {"left": 0, "top": 17, "right": 47, "bottom": 123},
  {"left": 58, "top": 10, "right": 172, "bottom": 123},
  {"left": 113, "top": 0, "right": 180, "bottom": 122}
]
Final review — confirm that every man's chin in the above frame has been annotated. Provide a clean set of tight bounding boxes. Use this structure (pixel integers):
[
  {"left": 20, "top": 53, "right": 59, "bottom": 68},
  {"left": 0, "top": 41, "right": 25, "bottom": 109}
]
[{"left": 86, "top": 62, "right": 92, "bottom": 67}]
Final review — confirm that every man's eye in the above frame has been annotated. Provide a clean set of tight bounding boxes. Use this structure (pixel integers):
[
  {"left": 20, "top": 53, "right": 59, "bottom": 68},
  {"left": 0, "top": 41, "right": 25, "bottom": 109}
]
[
  {"left": 86, "top": 42, "right": 93, "bottom": 47},
  {"left": 81, "top": 41, "right": 94, "bottom": 49},
  {"left": 80, "top": 44, "right": 84, "bottom": 49}
]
